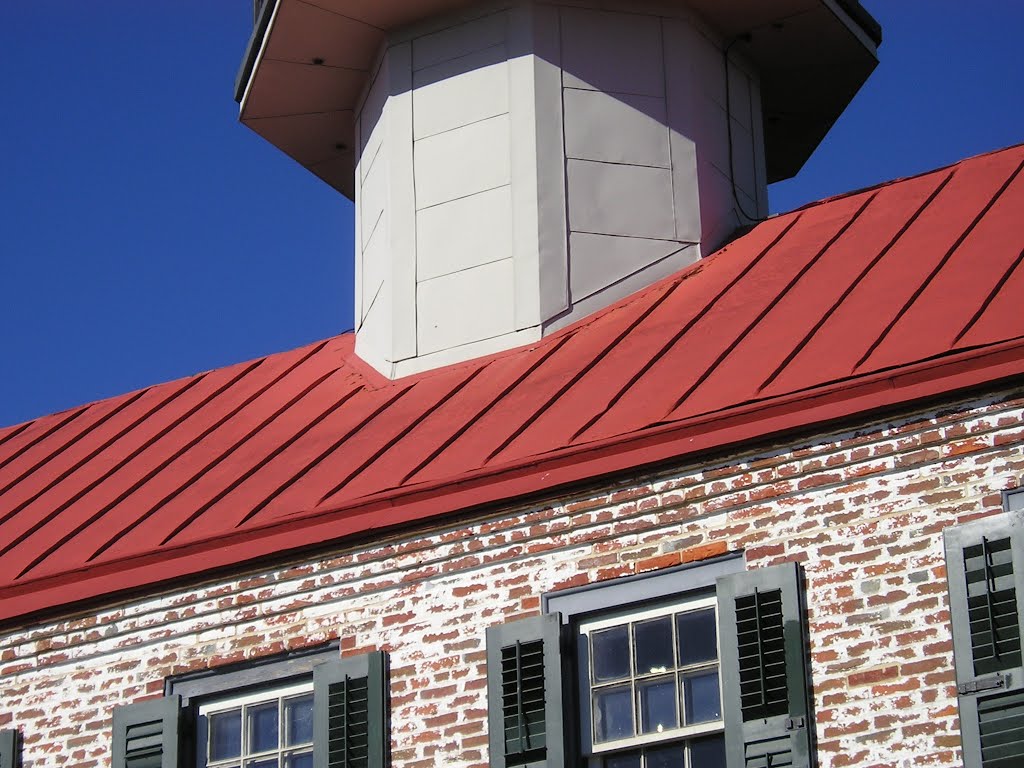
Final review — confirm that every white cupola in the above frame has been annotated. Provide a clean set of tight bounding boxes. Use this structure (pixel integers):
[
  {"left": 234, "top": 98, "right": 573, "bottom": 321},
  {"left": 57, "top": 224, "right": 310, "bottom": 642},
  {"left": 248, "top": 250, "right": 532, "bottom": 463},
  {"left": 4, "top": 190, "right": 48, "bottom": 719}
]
[{"left": 236, "top": 0, "right": 881, "bottom": 378}]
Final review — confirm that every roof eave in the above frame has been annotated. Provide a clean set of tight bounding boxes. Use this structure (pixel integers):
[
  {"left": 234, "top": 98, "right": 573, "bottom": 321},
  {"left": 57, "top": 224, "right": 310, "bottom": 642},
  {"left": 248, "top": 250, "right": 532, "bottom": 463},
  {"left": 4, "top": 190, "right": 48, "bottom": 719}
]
[
  {"left": 4, "top": 337, "right": 1021, "bottom": 630},
  {"left": 234, "top": 0, "right": 881, "bottom": 197}
]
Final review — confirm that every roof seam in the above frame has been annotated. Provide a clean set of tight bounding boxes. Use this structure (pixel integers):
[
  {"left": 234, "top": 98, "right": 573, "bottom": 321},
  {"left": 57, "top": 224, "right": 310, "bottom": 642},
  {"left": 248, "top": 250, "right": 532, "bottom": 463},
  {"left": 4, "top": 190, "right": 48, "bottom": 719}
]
[
  {"left": 854, "top": 157, "right": 1024, "bottom": 373},
  {"left": 0, "top": 379, "right": 203, "bottom": 535},
  {"left": 0, "top": 406, "right": 89, "bottom": 477},
  {"left": 397, "top": 334, "right": 575, "bottom": 487},
  {"left": 785, "top": 142, "right": 1024, "bottom": 216},
  {"left": 0, "top": 389, "right": 157, "bottom": 504},
  {"left": 955, "top": 246, "right": 1024, "bottom": 347},
  {"left": 10, "top": 360, "right": 268, "bottom": 580},
  {"left": 669, "top": 191, "right": 877, "bottom": 415},
  {"left": 0, "top": 421, "right": 33, "bottom": 454},
  {"left": 315, "top": 366, "right": 489, "bottom": 506},
  {"left": 485, "top": 269, "right": 687, "bottom": 464},
  {"left": 758, "top": 169, "right": 957, "bottom": 393},
  {"left": 571, "top": 213, "right": 804, "bottom": 444},
  {"left": 85, "top": 340, "right": 337, "bottom": 564},
  {"left": 160, "top": 376, "right": 369, "bottom": 545},
  {"left": 232, "top": 384, "right": 418, "bottom": 528}
]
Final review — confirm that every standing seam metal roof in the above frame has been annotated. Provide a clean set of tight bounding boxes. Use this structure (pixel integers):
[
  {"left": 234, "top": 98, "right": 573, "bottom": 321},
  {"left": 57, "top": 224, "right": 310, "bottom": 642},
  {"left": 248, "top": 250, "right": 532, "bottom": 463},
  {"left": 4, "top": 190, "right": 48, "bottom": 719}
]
[{"left": 1, "top": 143, "right": 1023, "bottom": 625}]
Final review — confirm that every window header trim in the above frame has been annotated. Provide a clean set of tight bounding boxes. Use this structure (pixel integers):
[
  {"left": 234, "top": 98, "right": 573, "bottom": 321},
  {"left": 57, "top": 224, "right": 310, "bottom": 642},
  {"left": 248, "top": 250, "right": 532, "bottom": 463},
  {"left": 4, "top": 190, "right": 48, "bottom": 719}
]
[
  {"left": 166, "top": 642, "right": 339, "bottom": 705},
  {"left": 543, "top": 552, "right": 744, "bottom": 623}
]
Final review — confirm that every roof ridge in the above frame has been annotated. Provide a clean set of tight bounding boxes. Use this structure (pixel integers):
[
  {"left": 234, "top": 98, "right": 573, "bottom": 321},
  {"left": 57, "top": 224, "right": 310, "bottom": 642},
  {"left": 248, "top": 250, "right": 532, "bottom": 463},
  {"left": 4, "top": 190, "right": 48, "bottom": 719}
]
[{"left": 786, "top": 140, "right": 1024, "bottom": 214}]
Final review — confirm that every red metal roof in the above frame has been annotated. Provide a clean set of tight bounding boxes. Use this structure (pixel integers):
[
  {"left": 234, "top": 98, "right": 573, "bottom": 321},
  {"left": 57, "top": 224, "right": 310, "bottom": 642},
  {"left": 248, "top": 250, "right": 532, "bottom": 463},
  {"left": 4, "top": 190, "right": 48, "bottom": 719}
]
[{"left": 2, "top": 144, "right": 1023, "bottom": 625}]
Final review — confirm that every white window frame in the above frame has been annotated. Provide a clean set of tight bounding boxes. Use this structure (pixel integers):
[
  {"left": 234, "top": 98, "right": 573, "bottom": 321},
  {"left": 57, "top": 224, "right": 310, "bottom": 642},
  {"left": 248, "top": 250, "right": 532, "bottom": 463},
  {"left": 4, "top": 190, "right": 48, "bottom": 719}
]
[
  {"left": 578, "top": 593, "right": 723, "bottom": 759},
  {"left": 543, "top": 553, "right": 743, "bottom": 768},
  {"left": 197, "top": 680, "right": 314, "bottom": 768}
]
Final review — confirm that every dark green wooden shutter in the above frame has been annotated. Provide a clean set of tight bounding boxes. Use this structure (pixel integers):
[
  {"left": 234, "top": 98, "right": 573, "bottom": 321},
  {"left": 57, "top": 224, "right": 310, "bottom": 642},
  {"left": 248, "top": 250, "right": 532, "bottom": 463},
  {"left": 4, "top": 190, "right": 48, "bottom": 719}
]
[
  {"left": 313, "top": 651, "right": 387, "bottom": 768},
  {"left": 0, "top": 729, "right": 19, "bottom": 768},
  {"left": 718, "top": 561, "right": 813, "bottom": 768},
  {"left": 945, "top": 509, "right": 1024, "bottom": 768},
  {"left": 486, "top": 613, "right": 565, "bottom": 768},
  {"left": 111, "top": 695, "right": 181, "bottom": 768}
]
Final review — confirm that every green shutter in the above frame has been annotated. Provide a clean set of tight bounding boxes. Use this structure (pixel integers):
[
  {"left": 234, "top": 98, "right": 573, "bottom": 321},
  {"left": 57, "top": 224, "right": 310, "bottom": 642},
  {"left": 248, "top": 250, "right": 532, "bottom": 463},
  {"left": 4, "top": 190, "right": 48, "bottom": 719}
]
[
  {"left": 944, "top": 509, "right": 1024, "bottom": 768},
  {"left": 0, "top": 729, "right": 19, "bottom": 768},
  {"left": 313, "top": 651, "right": 388, "bottom": 768},
  {"left": 718, "top": 561, "right": 814, "bottom": 768},
  {"left": 111, "top": 695, "right": 181, "bottom": 768},
  {"left": 485, "top": 613, "right": 565, "bottom": 768}
]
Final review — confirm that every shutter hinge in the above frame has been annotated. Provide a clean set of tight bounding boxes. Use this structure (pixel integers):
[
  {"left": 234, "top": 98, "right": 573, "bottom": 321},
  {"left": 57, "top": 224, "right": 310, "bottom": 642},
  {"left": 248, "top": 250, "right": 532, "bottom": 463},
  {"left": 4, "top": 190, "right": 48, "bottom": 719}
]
[
  {"left": 958, "top": 674, "right": 1007, "bottom": 695},
  {"left": 785, "top": 716, "right": 805, "bottom": 731}
]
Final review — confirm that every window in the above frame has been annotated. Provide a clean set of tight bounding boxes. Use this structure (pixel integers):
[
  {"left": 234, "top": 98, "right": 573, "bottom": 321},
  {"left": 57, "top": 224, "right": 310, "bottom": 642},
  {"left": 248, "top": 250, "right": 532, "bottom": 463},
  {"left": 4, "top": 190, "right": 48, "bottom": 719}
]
[
  {"left": 111, "top": 648, "right": 388, "bottom": 768},
  {"left": 578, "top": 596, "right": 723, "bottom": 767},
  {"left": 486, "top": 555, "right": 814, "bottom": 768},
  {"left": 198, "top": 682, "right": 314, "bottom": 768}
]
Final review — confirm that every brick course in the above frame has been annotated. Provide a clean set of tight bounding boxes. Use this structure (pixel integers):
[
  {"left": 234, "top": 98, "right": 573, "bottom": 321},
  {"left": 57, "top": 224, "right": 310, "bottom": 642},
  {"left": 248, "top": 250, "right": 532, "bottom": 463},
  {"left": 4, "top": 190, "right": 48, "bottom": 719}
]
[{"left": 2, "top": 387, "right": 1023, "bottom": 767}]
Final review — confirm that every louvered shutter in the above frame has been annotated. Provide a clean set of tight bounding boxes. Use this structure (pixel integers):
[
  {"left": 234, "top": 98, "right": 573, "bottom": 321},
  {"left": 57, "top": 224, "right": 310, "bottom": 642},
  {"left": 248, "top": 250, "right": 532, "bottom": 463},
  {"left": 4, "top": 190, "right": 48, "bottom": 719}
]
[
  {"left": 486, "top": 614, "right": 565, "bottom": 768},
  {"left": 718, "top": 561, "right": 814, "bottom": 768},
  {"left": 0, "top": 729, "right": 18, "bottom": 768},
  {"left": 313, "top": 651, "right": 387, "bottom": 768},
  {"left": 944, "top": 510, "right": 1024, "bottom": 768},
  {"left": 111, "top": 695, "right": 181, "bottom": 768}
]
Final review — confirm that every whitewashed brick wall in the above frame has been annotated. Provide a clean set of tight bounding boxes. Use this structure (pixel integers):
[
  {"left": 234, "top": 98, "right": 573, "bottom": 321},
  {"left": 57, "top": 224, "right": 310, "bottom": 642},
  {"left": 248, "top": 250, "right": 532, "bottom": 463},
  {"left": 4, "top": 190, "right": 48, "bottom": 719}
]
[{"left": 2, "top": 387, "right": 1023, "bottom": 768}]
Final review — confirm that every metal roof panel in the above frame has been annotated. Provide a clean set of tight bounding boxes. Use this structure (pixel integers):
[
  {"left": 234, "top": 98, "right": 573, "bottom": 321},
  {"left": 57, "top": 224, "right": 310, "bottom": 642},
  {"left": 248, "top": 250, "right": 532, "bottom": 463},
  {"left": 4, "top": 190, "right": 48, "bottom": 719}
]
[{"left": 1, "top": 144, "right": 1022, "bottom": 625}]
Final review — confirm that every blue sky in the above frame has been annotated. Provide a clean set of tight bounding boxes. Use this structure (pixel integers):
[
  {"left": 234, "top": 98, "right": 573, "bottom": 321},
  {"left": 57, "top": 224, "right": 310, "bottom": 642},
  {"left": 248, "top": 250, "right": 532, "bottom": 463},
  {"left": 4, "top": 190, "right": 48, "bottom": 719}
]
[{"left": 1, "top": 1, "right": 1022, "bottom": 427}]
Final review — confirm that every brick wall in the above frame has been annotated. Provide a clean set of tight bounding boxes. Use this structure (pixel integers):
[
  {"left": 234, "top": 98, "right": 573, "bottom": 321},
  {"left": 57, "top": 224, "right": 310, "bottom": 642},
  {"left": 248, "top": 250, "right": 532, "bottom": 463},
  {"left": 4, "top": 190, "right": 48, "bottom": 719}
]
[{"left": 2, "top": 386, "right": 1023, "bottom": 768}]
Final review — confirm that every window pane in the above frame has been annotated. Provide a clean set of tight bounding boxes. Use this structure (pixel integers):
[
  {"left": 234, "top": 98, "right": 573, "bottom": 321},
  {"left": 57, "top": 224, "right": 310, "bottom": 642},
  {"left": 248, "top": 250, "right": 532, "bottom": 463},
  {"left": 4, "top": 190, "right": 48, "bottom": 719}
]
[
  {"left": 638, "top": 676, "right": 678, "bottom": 734},
  {"left": 604, "top": 751, "right": 641, "bottom": 768},
  {"left": 634, "top": 617, "right": 674, "bottom": 674},
  {"left": 682, "top": 670, "right": 721, "bottom": 724},
  {"left": 690, "top": 734, "right": 726, "bottom": 768},
  {"left": 210, "top": 709, "right": 242, "bottom": 760},
  {"left": 246, "top": 760, "right": 279, "bottom": 768},
  {"left": 285, "top": 694, "right": 314, "bottom": 746},
  {"left": 248, "top": 702, "right": 280, "bottom": 753},
  {"left": 645, "top": 742, "right": 686, "bottom": 768},
  {"left": 593, "top": 625, "right": 631, "bottom": 682},
  {"left": 677, "top": 608, "right": 717, "bottom": 666},
  {"left": 594, "top": 684, "right": 634, "bottom": 742},
  {"left": 284, "top": 754, "right": 314, "bottom": 768}
]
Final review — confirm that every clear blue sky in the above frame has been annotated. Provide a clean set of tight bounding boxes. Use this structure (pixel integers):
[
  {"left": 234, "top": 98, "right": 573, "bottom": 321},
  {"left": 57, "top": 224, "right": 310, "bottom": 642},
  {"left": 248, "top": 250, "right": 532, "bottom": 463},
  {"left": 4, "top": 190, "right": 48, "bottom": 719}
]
[{"left": 1, "top": 1, "right": 1022, "bottom": 428}]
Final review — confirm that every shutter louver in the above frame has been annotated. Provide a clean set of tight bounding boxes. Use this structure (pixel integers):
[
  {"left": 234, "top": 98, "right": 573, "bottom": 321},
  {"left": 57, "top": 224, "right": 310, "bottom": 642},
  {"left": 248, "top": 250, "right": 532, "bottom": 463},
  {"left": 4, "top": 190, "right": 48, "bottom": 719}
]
[
  {"left": 718, "top": 561, "right": 813, "bottom": 768},
  {"left": 978, "top": 690, "right": 1024, "bottom": 767},
  {"left": 736, "top": 588, "right": 789, "bottom": 722},
  {"left": 963, "top": 536, "right": 1021, "bottom": 675},
  {"left": 313, "top": 652, "right": 387, "bottom": 768},
  {"left": 501, "top": 639, "right": 547, "bottom": 759},
  {"left": 945, "top": 509, "right": 1024, "bottom": 768},
  {"left": 0, "top": 729, "right": 18, "bottom": 768},
  {"left": 327, "top": 674, "right": 369, "bottom": 767},
  {"left": 486, "top": 614, "right": 565, "bottom": 768},
  {"left": 111, "top": 696, "right": 181, "bottom": 768}
]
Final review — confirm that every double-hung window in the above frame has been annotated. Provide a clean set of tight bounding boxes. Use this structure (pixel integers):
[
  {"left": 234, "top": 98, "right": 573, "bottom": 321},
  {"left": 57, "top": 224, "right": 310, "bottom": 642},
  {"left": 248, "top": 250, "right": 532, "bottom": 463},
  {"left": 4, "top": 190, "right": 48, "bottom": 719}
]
[
  {"left": 198, "top": 682, "right": 315, "bottom": 768},
  {"left": 486, "top": 554, "right": 816, "bottom": 768},
  {"left": 579, "top": 596, "right": 723, "bottom": 767},
  {"left": 111, "top": 647, "right": 387, "bottom": 768}
]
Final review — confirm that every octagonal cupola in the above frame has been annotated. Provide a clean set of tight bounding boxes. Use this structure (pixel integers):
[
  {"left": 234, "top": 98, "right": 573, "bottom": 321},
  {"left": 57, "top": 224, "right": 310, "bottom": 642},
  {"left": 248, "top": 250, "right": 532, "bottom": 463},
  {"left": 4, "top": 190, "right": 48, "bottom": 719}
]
[{"left": 236, "top": 0, "right": 880, "bottom": 378}]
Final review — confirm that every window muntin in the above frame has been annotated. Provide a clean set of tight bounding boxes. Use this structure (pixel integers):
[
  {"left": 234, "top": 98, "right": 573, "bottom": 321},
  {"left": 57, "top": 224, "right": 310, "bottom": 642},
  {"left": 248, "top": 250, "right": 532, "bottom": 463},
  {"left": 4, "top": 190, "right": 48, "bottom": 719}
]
[
  {"left": 580, "top": 595, "right": 723, "bottom": 766},
  {"left": 198, "top": 681, "right": 314, "bottom": 768}
]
